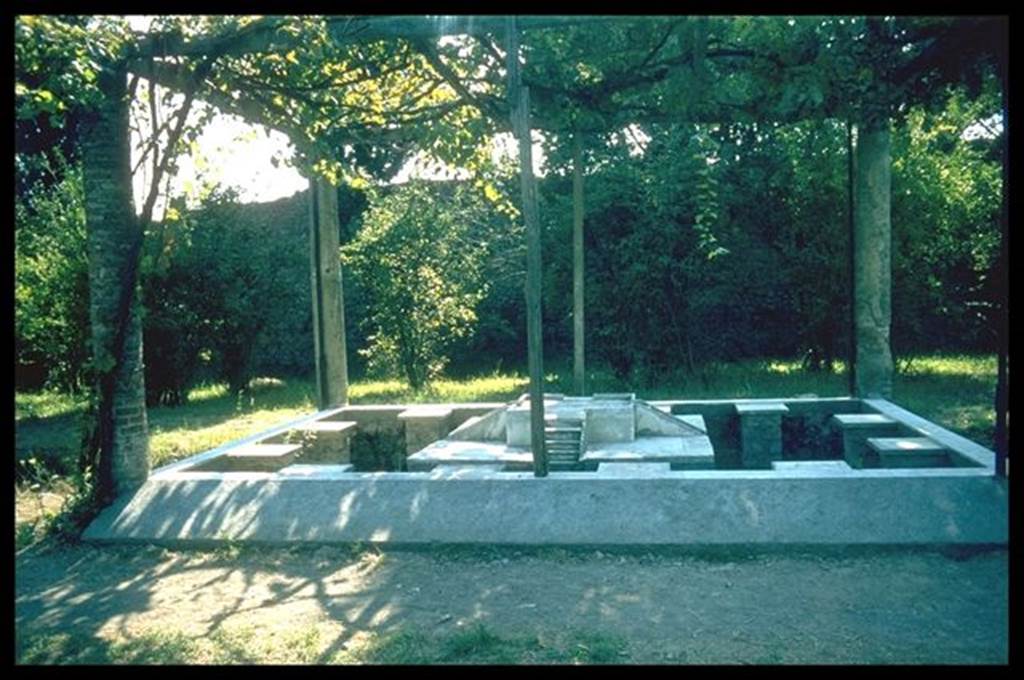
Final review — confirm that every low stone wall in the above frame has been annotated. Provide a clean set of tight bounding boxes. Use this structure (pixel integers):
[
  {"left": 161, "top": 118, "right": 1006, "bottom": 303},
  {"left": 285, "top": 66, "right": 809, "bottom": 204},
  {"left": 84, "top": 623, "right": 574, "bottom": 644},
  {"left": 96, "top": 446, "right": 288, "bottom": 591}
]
[
  {"left": 87, "top": 398, "right": 1004, "bottom": 547},
  {"left": 84, "top": 466, "right": 1007, "bottom": 546}
]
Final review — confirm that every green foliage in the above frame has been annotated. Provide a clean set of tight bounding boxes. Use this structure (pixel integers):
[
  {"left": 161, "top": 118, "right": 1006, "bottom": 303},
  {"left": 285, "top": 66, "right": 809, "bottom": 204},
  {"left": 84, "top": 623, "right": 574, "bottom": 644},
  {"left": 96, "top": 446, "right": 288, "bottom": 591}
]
[
  {"left": 141, "top": 188, "right": 311, "bottom": 404},
  {"left": 15, "top": 156, "right": 91, "bottom": 392},
  {"left": 14, "top": 16, "right": 131, "bottom": 129},
  {"left": 891, "top": 84, "right": 1002, "bottom": 356},
  {"left": 344, "top": 181, "right": 500, "bottom": 389}
]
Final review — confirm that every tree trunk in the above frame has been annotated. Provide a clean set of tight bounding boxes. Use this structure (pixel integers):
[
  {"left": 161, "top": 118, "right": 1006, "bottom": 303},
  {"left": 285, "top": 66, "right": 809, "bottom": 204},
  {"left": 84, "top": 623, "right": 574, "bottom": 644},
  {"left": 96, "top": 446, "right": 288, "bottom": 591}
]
[
  {"left": 81, "top": 64, "right": 150, "bottom": 498},
  {"left": 852, "top": 122, "right": 894, "bottom": 399},
  {"left": 309, "top": 176, "right": 349, "bottom": 409}
]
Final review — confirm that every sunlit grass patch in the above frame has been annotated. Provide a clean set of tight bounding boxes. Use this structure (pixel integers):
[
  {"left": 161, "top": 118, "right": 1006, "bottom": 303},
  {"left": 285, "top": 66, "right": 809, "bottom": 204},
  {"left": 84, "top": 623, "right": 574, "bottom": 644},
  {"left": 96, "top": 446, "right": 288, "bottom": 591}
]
[
  {"left": 15, "top": 390, "right": 88, "bottom": 421},
  {"left": 349, "top": 373, "right": 529, "bottom": 404},
  {"left": 186, "top": 382, "right": 230, "bottom": 403},
  {"left": 18, "top": 623, "right": 630, "bottom": 665},
  {"left": 336, "top": 624, "right": 630, "bottom": 665},
  {"left": 148, "top": 407, "right": 313, "bottom": 469},
  {"left": 18, "top": 630, "right": 199, "bottom": 665},
  {"left": 898, "top": 354, "right": 996, "bottom": 377}
]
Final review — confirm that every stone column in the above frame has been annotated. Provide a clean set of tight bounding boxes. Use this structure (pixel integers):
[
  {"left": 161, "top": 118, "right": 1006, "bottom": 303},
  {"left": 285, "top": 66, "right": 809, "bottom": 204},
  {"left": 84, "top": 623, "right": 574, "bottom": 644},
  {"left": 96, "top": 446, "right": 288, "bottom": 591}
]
[
  {"left": 853, "top": 123, "right": 894, "bottom": 398},
  {"left": 81, "top": 64, "right": 150, "bottom": 496}
]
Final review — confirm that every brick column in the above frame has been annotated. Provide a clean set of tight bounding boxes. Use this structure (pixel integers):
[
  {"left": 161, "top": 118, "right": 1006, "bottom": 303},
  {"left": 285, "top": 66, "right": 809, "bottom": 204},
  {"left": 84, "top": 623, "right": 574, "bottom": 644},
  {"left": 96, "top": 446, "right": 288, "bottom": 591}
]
[{"left": 81, "top": 64, "right": 150, "bottom": 495}]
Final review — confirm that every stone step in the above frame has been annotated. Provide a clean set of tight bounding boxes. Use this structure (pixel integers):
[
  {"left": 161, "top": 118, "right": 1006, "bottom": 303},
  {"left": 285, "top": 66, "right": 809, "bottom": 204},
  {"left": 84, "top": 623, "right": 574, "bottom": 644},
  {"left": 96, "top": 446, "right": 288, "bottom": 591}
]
[
  {"left": 266, "top": 420, "right": 357, "bottom": 464},
  {"left": 867, "top": 437, "right": 951, "bottom": 468},
  {"left": 735, "top": 402, "right": 790, "bottom": 416},
  {"left": 833, "top": 414, "right": 903, "bottom": 468},
  {"left": 832, "top": 413, "right": 897, "bottom": 429},
  {"left": 191, "top": 444, "right": 303, "bottom": 472},
  {"left": 675, "top": 414, "right": 707, "bottom": 433},
  {"left": 399, "top": 406, "right": 455, "bottom": 455}
]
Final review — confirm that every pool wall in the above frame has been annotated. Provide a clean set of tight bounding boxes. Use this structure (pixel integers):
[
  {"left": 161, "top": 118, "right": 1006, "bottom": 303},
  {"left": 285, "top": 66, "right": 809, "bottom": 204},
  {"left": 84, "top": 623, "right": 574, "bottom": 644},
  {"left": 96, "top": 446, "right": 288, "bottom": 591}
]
[{"left": 83, "top": 398, "right": 1007, "bottom": 547}]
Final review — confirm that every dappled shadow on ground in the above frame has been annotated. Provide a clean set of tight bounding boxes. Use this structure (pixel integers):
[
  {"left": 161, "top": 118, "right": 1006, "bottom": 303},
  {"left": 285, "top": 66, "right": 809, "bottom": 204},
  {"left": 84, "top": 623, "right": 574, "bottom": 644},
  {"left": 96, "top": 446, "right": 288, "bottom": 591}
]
[{"left": 15, "top": 542, "right": 1008, "bottom": 665}]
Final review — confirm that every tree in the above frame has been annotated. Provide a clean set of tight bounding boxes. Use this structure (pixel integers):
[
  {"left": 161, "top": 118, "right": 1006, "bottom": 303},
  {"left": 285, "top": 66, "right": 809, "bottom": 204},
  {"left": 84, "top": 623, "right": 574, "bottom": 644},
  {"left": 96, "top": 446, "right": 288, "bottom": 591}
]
[
  {"left": 15, "top": 155, "right": 91, "bottom": 392},
  {"left": 343, "top": 181, "right": 496, "bottom": 389}
]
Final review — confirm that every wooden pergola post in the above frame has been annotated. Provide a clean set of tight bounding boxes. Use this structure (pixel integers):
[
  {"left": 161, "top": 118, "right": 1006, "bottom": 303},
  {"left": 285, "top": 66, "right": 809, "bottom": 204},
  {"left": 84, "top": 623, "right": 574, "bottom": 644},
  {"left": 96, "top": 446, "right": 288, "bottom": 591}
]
[
  {"left": 846, "top": 120, "right": 857, "bottom": 396},
  {"left": 309, "top": 175, "right": 349, "bottom": 409},
  {"left": 506, "top": 17, "right": 548, "bottom": 476},
  {"left": 994, "top": 44, "right": 1008, "bottom": 477},
  {"left": 572, "top": 132, "right": 586, "bottom": 396}
]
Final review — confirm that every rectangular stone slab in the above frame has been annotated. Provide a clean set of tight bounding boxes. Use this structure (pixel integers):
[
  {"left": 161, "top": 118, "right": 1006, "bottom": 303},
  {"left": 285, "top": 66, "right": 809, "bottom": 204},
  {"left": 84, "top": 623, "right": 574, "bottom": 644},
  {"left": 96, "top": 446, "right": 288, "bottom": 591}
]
[
  {"left": 868, "top": 437, "right": 951, "bottom": 468},
  {"left": 832, "top": 414, "right": 897, "bottom": 428},
  {"left": 406, "top": 440, "right": 533, "bottom": 471},
  {"left": 735, "top": 403, "right": 790, "bottom": 415},
  {"left": 581, "top": 436, "right": 714, "bottom": 469},
  {"left": 188, "top": 444, "right": 302, "bottom": 472},
  {"left": 867, "top": 437, "right": 945, "bottom": 453}
]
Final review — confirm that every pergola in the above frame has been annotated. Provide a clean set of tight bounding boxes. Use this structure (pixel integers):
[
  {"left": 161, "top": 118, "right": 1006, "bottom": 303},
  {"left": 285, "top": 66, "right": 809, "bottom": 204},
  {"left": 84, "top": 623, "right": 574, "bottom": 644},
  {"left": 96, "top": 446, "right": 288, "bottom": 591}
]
[{"left": 80, "top": 15, "right": 1008, "bottom": 498}]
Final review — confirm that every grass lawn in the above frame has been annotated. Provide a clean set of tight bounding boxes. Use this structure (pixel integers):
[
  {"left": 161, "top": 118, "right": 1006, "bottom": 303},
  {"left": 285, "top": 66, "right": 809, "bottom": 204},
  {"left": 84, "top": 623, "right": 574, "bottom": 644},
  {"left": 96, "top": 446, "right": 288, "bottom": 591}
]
[{"left": 14, "top": 354, "right": 998, "bottom": 548}]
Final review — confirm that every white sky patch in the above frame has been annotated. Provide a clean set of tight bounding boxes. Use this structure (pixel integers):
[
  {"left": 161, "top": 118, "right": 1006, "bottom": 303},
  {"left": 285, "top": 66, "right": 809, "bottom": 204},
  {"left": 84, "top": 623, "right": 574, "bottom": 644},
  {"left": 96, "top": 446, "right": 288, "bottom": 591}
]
[
  {"left": 130, "top": 80, "right": 307, "bottom": 217},
  {"left": 623, "top": 124, "right": 650, "bottom": 157},
  {"left": 168, "top": 114, "right": 307, "bottom": 203},
  {"left": 962, "top": 113, "right": 1003, "bottom": 141}
]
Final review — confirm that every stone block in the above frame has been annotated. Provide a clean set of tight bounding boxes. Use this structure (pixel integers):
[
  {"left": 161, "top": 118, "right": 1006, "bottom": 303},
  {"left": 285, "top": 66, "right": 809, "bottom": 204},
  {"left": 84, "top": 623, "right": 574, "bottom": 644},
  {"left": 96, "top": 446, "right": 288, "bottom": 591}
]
[
  {"left": 399, "top": 406, "right": 454, "bottom": 454},
  {"left": 188, "top": 444, "right": 302, "bottom": 472},
  {"left": 832, "top": 414, "right": 901, "bottom": 468},
  {"left": 736, "top": 403, "right": 789, "bottom": 469},
  {"left": 868, "top": 437, "right": 950, "bottom": 468}
]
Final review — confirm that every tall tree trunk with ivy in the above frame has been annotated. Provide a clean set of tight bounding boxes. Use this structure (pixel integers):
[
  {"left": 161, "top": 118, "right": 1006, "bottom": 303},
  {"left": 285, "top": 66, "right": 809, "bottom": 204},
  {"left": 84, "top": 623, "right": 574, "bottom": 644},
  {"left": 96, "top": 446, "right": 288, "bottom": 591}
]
[{"left": 80, "top": 64, "right": 150, "bottom": 499}]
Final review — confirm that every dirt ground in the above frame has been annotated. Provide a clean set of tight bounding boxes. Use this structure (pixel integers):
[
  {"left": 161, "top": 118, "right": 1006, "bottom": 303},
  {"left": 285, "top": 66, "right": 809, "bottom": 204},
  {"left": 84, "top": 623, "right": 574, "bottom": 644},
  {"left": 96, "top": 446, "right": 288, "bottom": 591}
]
[{"left": 15, "top": 542, "right": 1008, "bottom": 664}]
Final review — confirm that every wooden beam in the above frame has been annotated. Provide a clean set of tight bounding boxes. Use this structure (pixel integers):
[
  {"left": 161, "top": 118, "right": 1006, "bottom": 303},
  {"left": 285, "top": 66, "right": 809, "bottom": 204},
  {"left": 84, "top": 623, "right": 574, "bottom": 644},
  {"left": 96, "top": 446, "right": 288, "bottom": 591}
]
[
  {"left": 507, "top": 17, "right": 547, "bottom": 477},
  {"left": 309, "top": 176, "right": 349, "bottom": 409},
  {"left": 572, "top": 132, "right": 586, "bottom": 396}
]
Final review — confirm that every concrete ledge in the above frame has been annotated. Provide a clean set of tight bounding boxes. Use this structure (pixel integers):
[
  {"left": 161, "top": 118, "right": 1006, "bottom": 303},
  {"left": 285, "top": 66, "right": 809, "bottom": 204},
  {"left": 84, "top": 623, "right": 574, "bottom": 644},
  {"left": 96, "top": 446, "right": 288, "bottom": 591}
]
[
  {"left": 596, "top": 462, "right": 672, "bottom": 477},
  {"left": 84, "top": 469, "right": 1007, "bottom": 546},
  {"left": 735, "top": 403, "right": 790, "bottom": 415}
]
